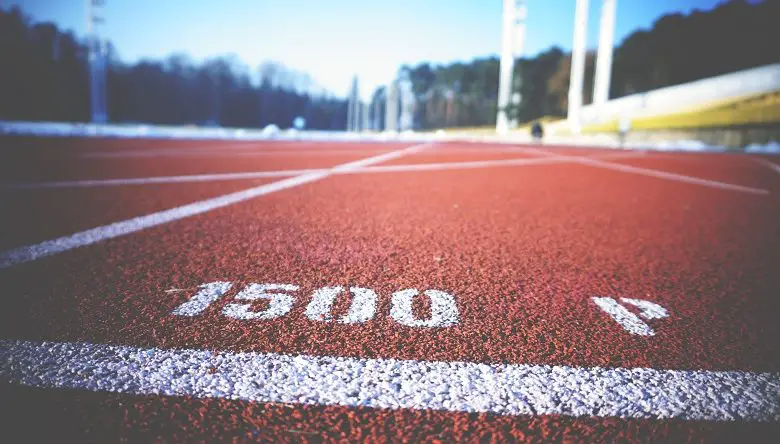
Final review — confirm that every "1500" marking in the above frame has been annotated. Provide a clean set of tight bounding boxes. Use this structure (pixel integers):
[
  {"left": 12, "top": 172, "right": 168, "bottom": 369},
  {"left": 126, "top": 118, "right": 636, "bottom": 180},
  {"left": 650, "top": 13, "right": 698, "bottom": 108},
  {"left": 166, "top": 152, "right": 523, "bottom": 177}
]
[{"left": 171, "top": 282, "right": 459, "bottom": 328}]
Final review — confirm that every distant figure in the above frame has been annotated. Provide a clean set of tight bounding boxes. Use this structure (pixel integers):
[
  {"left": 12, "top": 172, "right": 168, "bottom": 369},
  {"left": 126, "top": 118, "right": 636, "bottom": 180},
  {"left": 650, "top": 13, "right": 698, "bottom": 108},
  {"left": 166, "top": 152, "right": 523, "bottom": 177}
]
[
  {"left": 531, "top": 121, "right": 544, "bottom": 143},
  {"left": 618, "top": 116, "right": 631, "bottom": 147}
]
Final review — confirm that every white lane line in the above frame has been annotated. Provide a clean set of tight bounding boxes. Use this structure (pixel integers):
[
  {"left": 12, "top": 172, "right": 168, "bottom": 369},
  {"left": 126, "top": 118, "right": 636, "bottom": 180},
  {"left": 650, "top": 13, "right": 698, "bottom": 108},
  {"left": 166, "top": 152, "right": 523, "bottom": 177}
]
[
  {"left": 529, "top": 149, "right": 769, "bottom": 195},
  {"left": 355, "top": 156, "right": 568, "bottom": 173},
  {"left": 576, "top": 156, "right": 769, "bottom": 195},
  {"left": 345, "top": 150, "right": 644, "bottom": 174},
  {"left": 426, "top": 146, "right": 562, "bottom": 155},
  {"left": 76, "top": 141, "right": 252, "bottom": 156},
  {"left": 2, "top": 151, "right": 647, "bottom": 190},
  {"left": 1, "top": 339, "right": 778, "bottom": 421},
  {"left": 0, "top": 143, "right": 430, "bottom": 269},
  {"left": 752, "top": 157, "right": 780, "bottom": 176},
  {"left": 0, "top": 169, "right": 321, "bottom": 189},
  {"left": 330, "top": 145, "right": 431, "bottom": 171},
  {"left": 83, "top": 149, "right": 393, "bottom": 158}
]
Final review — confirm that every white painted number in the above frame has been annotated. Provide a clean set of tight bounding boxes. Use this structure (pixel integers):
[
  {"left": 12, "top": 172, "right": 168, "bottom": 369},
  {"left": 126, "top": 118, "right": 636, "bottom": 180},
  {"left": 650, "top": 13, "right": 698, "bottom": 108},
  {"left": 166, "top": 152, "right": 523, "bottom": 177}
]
[
  {"left": 170, "top": 282, "right": 459, "bottom": 328},
  {"left": 592, "top": 296, "right": 669, "bottom": 336},
  {"left": 170, "top": 285, "right": 667, "bottom": 335},
  {"left": 304, "top": 286, "right": 378, "bottom": 324},
  {"left": 390, "top": 289, "right": 460, "bottom": 328},
  {"left": 171, "top": 281, "right": 233, "bottom": 316},
  {"left": 222, "top": 283, "right": 298, "bottom": 320}
]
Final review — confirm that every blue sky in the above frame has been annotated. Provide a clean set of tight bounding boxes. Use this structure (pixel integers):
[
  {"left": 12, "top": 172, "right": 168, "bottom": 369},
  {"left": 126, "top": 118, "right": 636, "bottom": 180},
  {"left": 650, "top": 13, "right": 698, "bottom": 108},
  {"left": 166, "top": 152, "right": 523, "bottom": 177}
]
[{"left": 5, "top": 0, "right": 731, "bottom": 98}]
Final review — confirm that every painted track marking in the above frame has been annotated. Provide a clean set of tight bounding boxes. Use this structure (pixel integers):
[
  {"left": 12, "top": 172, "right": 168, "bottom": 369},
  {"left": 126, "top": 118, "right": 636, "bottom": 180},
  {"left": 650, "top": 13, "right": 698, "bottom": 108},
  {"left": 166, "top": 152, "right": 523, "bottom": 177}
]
[
  {"left": 0, "top": 143, "right": 430, "bottom": 269},
  {"left": 82, "top": 148, "right": 395, "bottom": 158},
  {"left": 526, "top": 148, "right": 769, "bottom": 195},
  {"left": 304, "top": 286, "right": 378, "bottom": 324},
  {"left": 1, "top": 150, "right": 646, "bottom": 189},
  {"left": 1, "top": 339, "right": 778, "bottom": 422},
  {"left": 576, "top": 156, "right": 769, "bottom": 195},
  {"left": 1, "top": 169, "right": 318, "bottom": 189},
  {"left": 753, "top": 157, "right": 780, "bottom": 176},
  {"left": 592, "top": 297, "right": 669, "bottom": 336},
  {"left": 354, "top": 150, "right": 645, "bottom": 174},
  {"left": 170, "top": 282, "right": 234, "bottom": 317},
  {"left": 171, "top": 282, "right": 460, "bottom": 327}
]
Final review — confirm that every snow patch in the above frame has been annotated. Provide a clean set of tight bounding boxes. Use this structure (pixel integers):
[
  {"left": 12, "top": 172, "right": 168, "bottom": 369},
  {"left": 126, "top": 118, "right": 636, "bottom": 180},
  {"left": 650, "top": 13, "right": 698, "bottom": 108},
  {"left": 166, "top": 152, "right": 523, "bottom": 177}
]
[
  {"left": 261, "top": 124, "right": 280, "bottom": 137},
  {"left": 640, "top": 139, "right": 726, "bottom": 152},
  {"left": 1, "top": 121, "right": 774, "bottom": 155},
  {"left": 745, "top": 141, "right": 780, "bottom": 154}
]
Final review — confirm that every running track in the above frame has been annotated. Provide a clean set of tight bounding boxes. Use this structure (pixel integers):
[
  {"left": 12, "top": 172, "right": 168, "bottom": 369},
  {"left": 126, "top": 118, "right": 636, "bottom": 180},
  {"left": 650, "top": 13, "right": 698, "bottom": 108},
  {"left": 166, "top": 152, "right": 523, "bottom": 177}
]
[{"left": 1, "top": 136, "right": 779, "bottom": 441}]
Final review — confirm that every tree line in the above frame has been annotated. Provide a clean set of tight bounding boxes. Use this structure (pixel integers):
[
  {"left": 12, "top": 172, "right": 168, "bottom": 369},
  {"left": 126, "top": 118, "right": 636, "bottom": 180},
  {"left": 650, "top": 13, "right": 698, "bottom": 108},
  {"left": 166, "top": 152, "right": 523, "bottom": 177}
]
[
  {"left": 398, "top": 0, "right": 779, "bottom": 129},
  {"left": 0, "top": 6, "right": 347, "bottom": 129},
  {"left": 1, "top": 1, "right": 777, "bottom": 129}
]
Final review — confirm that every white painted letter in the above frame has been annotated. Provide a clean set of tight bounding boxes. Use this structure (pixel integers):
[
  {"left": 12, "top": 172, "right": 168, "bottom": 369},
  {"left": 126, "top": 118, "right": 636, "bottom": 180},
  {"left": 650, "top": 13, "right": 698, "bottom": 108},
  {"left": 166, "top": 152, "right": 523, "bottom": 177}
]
[
  {"left": 591, "top": 296, "right": 669, "bottom": 336},
  {"left": 171, "top": 281, "right": 233, "bottom": 316},
  {"left": 620, "top": 297, "right": 668, "bottom": 320},
  {"left": 304, "top": 286, "right": 377, "bottom": 324},
  {"left": 390, "top": 289, "right": 459, "bottom": 328},
  {"left": 223, "top": 283, "right": 298, "bottom": 320}
]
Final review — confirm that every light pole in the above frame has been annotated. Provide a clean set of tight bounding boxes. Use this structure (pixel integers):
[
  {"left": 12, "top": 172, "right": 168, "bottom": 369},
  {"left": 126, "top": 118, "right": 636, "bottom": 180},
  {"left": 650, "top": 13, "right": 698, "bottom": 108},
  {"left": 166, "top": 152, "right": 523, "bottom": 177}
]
[
  {"left": 385, "top": 80, "right": 398, "bottom": 132},
  {"left": 593, "top": 0, "right": 617, "bottom": 106},
  {"left": 496, "top": 0, "right": 526, "bottom": 135},
  {"left": 567, "top": 0, "right": 589, "bottom": 133},
  {"left": 86, "top": 0, "right": 107, "bottom": 123},
  {"left": 347, "top": 76, "right": 360, "bottom": 131},
  {"left": 567, "top": 0, "right": 618, "bottom": 132},
  {"left": 398, "top": 72, "right": 414, "bottom": 131}
]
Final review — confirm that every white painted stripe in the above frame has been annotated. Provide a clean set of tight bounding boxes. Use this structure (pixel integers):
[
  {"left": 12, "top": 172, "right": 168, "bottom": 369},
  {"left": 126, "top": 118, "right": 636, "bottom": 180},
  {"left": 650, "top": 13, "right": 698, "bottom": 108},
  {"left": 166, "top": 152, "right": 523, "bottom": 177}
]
[
  {"left": 530, "top": 149, "right": 769, "bottom": 195},
  {"left": 587, "top": 150, "right": 649, "bottom": 161},
  {"left": 0, "top": 144, "right": 430, "bottom": 269},
  {"left": 576, "top": 156, "right": 769, "bottom": 195},
  {"left": 753, "top": 157, "right": 780, "bottom": 176},
  {"left": 1, "top": 339, "right": 778, "bottom": 421},
  {"left": 353, "top": 151, "right": 646, "bottom": 174},
  {"left": 427, "top": 146, "right": 556, "bottom": 155},
  {"left": 77, "top": 142, "right": 253, "bottom": 157},
  {"left": 1, "top": 169, "right": 319, "bottom": 189},
  {"left": 329, "top": 144, "right": 428, "bottom": 172},
  {"left": 355, "top": 156, "right": 568, "bottom": 173},
  {"left": 0, "top": 171, "right": 321, "bottom": 268},
  {"left": 0, "top": 159, "right": 558, "bottom": 189},
  {"left": 83, "top": 149, "right": 393, "bottom": 158},
  {"left": 1, "top": 150, "right": 645, "bottom": 190},
  {"left": 592, "top": 297, "right": 656, "bottom": 336}
]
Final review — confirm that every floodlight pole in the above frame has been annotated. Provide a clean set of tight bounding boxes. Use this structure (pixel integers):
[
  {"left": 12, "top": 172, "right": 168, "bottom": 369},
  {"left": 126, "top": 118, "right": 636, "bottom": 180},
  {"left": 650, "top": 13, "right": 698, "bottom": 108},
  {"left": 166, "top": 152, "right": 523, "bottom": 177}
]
[
  {"left": 398, "top": 75, "right": 414, "bottom": 131},
  {"left": 361, "top": 100, "right": 369, "bottom": 132},
  {"left": 567, "top": 0, "right": 589, "bottom": 133},
  {"left": 86, "top": 0, "right": 107, "bottom": 123},
  {"left": 347, "top": 76, "right": 361, "bottom": 131},
  {"left": 385, "top": 81, "right": 398, "bottom": 132},
  {"left": 496, "top": 0, "right": 526, "bottom": 135},
  {"left": 593, "top": 0, "right": 617, "bottom": 106}
]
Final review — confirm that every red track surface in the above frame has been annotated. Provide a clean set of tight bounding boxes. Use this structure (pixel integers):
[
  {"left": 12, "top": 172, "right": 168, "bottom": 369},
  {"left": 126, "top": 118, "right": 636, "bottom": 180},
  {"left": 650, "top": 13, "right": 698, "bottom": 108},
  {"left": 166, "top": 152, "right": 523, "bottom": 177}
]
[
  {"left": 1, "top": 136, "right": 779, "bottom": 441},
  {"left": 0, "top": 180, "right": 280, "bottom": 250},
  {"left": 0, "top": 138, "right": 403, "bottom": 181}
]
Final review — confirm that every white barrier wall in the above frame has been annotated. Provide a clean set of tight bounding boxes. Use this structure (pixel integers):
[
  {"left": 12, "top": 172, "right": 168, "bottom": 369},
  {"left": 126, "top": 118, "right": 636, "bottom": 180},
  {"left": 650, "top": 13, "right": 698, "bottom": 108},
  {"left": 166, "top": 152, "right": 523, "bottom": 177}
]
[{"left": 580, "top": 63, "right": 780, "bottom": 125}]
